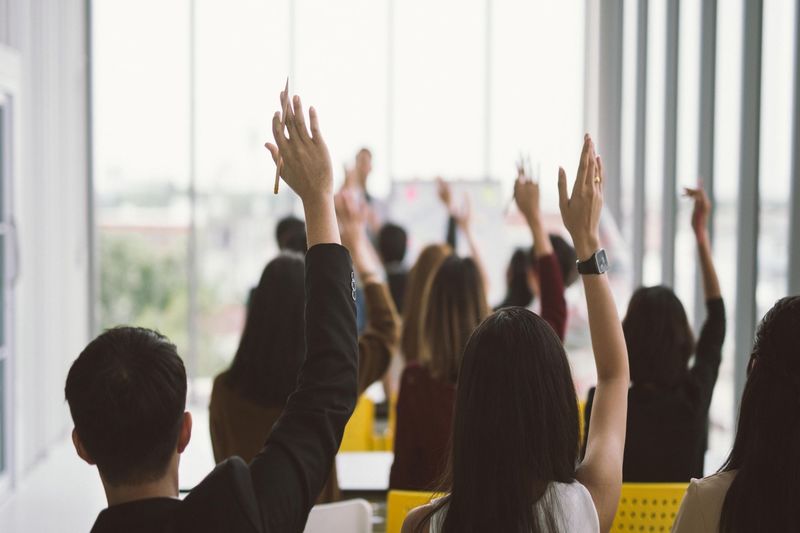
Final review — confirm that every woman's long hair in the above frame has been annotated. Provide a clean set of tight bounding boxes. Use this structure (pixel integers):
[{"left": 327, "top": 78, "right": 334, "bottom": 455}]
[
  {"left": 719, "top": 295, "right": 800, "bottom": 532},
  {"left": 499, "top": 248, "right": 535, "bottom": 309},
  {"left": 622, "top": 286, "right": 695, "bottom": 388},
  {"left": 226, "top": 253, "right": 305, "bottom": 406},
  {"left": 420, "top": 255, "right": 489, "bottom": 383},
  {"left": 400, "top": 244, "right": 452, "bottom": 363},
  {"left": 419, "top": 307, "right": 580, "bottom": 532}
]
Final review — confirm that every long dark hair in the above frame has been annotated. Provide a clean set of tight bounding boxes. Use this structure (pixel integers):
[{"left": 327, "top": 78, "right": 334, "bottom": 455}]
[
  {"left": 420, "top": 307, "right": 580, "bottom": 532},
  {"left": 719, "top": 295, "right": 800, "bottom": 532},
  {"left": 226, "top": 253, "right": 306, "bottom": 406},
  {"left": 499, "top": 248, "right": 534, "bottom": 309},
  {"left": 622, "top": 286, "right": 694, "bottom": 388},
  {"left": 420, "top": 255, "right": 488, "bottom": 383}
]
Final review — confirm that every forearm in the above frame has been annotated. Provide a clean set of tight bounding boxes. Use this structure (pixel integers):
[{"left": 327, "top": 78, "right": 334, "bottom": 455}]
[
  {"left": 463, "top": 228, "right": 490, "bottom": 293},
  {"left": 527, "top": 214, "right": 554, "bottom": 258},
  {"left": 696, "top": 231, "right": 721, "bottom": 300},
  {"left": 304, "top": 196, "right": 340, "bottom": 247},
  {"left": 350, "top": 236, "right": 383, "bottom": 285},
  {"left": 357, "top": 282, "right": 401, "bottom": 393},
  {"left": 582, "top": 273, "right": 628, "bottom": 382}
]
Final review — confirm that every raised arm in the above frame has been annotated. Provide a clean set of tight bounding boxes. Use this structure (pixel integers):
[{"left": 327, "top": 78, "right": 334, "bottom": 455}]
[
  {"left": 337, "top": 191, "right": 401, "bottom": 394},
  {"left": 684, "top": 185, "right": 726, "bottom": 398},
  {"left": 448, "top": 186, "right": 490, "bottom": 295},
  {"left": 563, "top": 135, "right": 629, "bottom": 533},
  {"left": 514, "top": 172, "right": 567, "bottom": 339},
  {"left": 437, "top": 177, "right": 458, "bottom": 249},
  {"left": 256, "top": 92, "right": 358, "bottom": 530}
]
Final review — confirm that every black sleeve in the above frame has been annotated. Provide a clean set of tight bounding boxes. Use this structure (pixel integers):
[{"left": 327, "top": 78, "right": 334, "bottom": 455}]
[
  {"left": 688, "top": 298, "right": 726, "bottom": 409},
  {"left": 248, "top": 244, "right": 358, "bottom": 532},
  {"left": 446, "top": 215, "right": 457, "bottom": 250},
  {"left": 580, "top": 387, "right": 595, "bottom": 460}
]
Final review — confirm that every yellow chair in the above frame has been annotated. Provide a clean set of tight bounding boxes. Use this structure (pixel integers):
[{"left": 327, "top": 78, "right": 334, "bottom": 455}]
[
  {"left": 386, "top": 490, "right": 438, "bottom": 533},
  {"left": 578, "top": 399, "right": 586, "bottom": 444},
  {"left": 612, "top": 483, "right": 689, "bottom": 531},
  {"left": 339, "top": 395, "right": 375, "bottom": 451}
]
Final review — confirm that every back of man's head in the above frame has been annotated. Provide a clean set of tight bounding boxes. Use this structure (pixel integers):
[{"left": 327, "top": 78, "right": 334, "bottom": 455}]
[
  {"left": 276, "top": 216, "right": 307, "bottom": 254},
  {"left": 65, "top": 327, "right": 187, "bottom": 486},
  {"left": 378, "top": 223, "right": 407, "bottom": 264}
]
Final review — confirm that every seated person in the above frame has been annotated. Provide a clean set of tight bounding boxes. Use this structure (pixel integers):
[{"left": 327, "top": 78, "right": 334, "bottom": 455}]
[
  {"left": 65, "top": 91, "right": 357, "bottom": 532},
  {"left": 583, "top": 185, "right": 725, "bottom": 481},
  {"left": 210, "top": 189, "right": 399, "bottom": 503},
  {"left": 275, "top": 215, "right": 307, "bottom": 254},
  {"left": 673, "top": 295, "right": 800, "bottom": 532},
  {"left": 402, "top": 135, "right": 629, "bottom": 532},
  {"left": 378, "top": 222, "right": 409, "bottom": 313}
]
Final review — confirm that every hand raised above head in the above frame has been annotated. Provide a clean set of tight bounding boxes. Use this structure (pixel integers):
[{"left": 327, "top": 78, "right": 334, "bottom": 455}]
[
  {"left": 335, "top": 189, "right": 368, "bottom": 253},
  {"left": 514, "top": 175, "right": 541, "bottom": 223},
  {"left": 683, "top": 183, "right": 711, "bottom": 237},
  {"left": 557, "top": 134, "right": 603, "bottom": 260},
  {"left": 436, "top": 177, "right": 453, "bottom": 211},
  {"left": 265, "top": 91, "right": 332, "bottom": 205}
]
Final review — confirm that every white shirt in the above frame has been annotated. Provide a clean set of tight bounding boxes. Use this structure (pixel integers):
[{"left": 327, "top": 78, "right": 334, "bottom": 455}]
[{"left": 428, "top": 480, "right": 600, "bottom": 532}]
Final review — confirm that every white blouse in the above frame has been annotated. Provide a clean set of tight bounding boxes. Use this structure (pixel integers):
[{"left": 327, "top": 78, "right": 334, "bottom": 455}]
[{"left": 428, "top": 480, "right": 600, "bottom": 532}]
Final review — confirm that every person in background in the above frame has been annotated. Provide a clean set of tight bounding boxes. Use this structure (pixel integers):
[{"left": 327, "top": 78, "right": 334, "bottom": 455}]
[
  {"left": 275, "top": 215, "right": 307, "bottom": 254},
  {"left": 64, "top": 90, "right": 358, "bottom": 532},
  {"left": 402, "top": 135, "right": 630, "bottom": 532},
  {"left": 399, "top": 243, "right": 452, "bottom": 364},
  {"left": 672, "top": 295, "right": 800, "bottom": 532},
  {"left": 582, "top": 184, "right": 725, "bottom": 482},
  {"left": 389, "top": 252, "right": 490, "bottom": 491},
  {"left": 495, "top": 172, "right": 568, "bottom": 340},
  {"left": 377, "top": 222, "right": 409, "bottom": 313},
  {"left": 210, "top": 185, "right": 400, "bottom": 504}
]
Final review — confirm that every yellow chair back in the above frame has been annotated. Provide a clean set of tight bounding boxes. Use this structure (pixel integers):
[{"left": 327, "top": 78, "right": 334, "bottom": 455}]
[
  {"left": 386, "top": 490, "right": 438, "bottom": 533},
  {"left": 612, "top": 483, "right": 688, "bottom": 531},
  {"left": 339, "top": 395, "right": 375, "bottom": 451}
]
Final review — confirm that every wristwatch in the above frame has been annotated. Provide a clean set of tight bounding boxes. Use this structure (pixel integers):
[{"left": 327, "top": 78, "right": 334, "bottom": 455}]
[{"left": 576, "top": 249, "right": 609, "bottom": 275}]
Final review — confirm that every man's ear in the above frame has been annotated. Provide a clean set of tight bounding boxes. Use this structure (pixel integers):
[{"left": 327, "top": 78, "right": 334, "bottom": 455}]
[
  {"left": 177, "top": 412, "right": 192, "bottom": 454},
  {"left": 72, "top": 428, "right": 95, "bottom": 466}
]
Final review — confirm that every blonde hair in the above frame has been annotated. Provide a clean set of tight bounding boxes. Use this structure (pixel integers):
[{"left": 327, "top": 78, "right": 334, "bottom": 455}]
[
  {"left": 400, "top": 243, "right": 452, "bottom": 363},
  {"left": 421, "top": 255, "right": 489, "bottom": 383}
]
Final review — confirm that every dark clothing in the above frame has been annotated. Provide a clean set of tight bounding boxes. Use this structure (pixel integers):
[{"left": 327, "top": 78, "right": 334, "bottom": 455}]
[
  {"left": 531, "top": 253, "right": 567, "bottom": 340},
  {"left": 209, "top": 282, "right": 400, "bottom": 504},
  {"left": 583, "top": 297, "right": 726, "bottom": 482},
  {"left": 389, "top": 363, "right": 457, "bottom": 491},
  {"left": 91, "top": 244, "right": 358, "bottom": 533},
  {"left": 385, "top": 263, "right": 408, "bottom": 313}
]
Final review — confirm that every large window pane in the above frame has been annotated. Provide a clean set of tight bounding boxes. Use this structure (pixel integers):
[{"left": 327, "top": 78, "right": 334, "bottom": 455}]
[
  {"left": 757, "top": 0, "right": 795, "bottom": 318},
  {"left": 393, "top": 0, "right": 486, "bottom": 179}
]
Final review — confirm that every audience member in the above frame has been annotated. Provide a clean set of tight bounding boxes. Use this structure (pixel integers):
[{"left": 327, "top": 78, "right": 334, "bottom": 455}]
[
  {"left": 275, "top": 215, "right": 307, "bottom": 254},
  {"left": 495, "top": 172, "right": 568, "bottom": 339},
  {"left": 378, "top": 222, "right": 409, "bottom": 313},
  {"left": 582, "top": 184, "right": 725, "bottom": 482},
  {"left": 210, "top": 188, "right": 399, "bottom": 503},
  {"left": 672, "top": 295, "right": 800, "bottom": 532},
  {"left": 399, "top": 244, "right": 452, "bottom": 363},
  {"left": 65, "top": 90, "right": 358, "bottom": 532},
  {"left": 390, "top": 253, "right": 489, "bottom": 491},
  {"left": 402, "top": 135, "right": 629, "bottom": 532}
]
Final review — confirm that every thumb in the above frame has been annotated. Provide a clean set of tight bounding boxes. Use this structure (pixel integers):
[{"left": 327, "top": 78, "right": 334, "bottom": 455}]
[
  {"left": 264, "top": 143, "right": 280, "bottom": 165},
  {"left": 557, "top": 166, "right": 569, "bottom": 213}
]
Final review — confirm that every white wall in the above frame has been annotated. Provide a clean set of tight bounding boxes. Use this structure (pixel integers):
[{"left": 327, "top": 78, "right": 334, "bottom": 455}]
[{"left": 0, "top": 0, "right": 90, "bottom": 483}]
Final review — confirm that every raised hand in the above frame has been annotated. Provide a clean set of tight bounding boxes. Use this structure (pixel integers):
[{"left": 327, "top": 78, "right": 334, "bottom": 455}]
[
  {"left": 514, "top": 176, "right": 541, "bottom": 223},
  {"left": 265, "top": 91, "right": 332, "bottom": 205},
  {"left": 683, "top": 184, "right": 711, "bottom": 241},
  {"left": 558, "top": 134, "right": 603, "bottom": 260},
  {"left": 436, "top": 177, "right": 453, "bottom": 212},
  {"left": 452, "top": 192, "right": 472, "bottom": 232},
  {"left": 335, "top": 190, "right": 368, "bottom": 254}
]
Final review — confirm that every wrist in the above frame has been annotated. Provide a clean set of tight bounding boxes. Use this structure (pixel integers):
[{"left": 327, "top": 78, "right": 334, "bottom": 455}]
[{"left": 574, "top": 236, "right": 601, "bottom": 262}]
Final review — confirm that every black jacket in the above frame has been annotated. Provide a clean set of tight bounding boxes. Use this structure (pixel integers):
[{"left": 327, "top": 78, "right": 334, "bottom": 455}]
[
  {"left": 583, "top": 297, "right": 726, "bottom": 482},
  {"left": 90, "top": 244, "right": 358, "bottom": 533}
]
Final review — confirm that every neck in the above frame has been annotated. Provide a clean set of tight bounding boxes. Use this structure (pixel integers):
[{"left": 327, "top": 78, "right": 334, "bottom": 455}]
[{"left": 103, "top": 470, "right": 179, "bottom": 507}]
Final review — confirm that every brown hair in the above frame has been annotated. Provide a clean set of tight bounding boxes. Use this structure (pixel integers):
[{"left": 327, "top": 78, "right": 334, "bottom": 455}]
[
  {"left": 421, "top": 255, "right": 489, "bottom": 383},
  {"left": 400, "top": 243, "right": 452, "bottom": 363}
]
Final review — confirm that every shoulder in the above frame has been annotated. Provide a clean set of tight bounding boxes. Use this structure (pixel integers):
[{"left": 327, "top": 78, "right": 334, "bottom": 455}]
[
  {"left": 400, "top": 363, "right": 430, "bottom": 383},
  {"left": 674, "top": 471, "right": 736, "bottom": 532},
  {"left": 209, "top": 371, "right": 232, "bottom": 408},
  {"left": 401, "top": 503, "right": 436, "bottom": 533},
  {"left": 688, "top": 470, "right": 736, "bottom": 499}
]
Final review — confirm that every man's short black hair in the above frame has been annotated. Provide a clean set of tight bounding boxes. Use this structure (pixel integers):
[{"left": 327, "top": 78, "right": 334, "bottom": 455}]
[
  {"left": 276, "top": 216, "right": 307, "bottom": 254},
  {"left": 377, "top": 223, "right": 407, "bottom": 264},
  {"left": 65, "top": 327, "right": 187, "bottom": 486}
]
